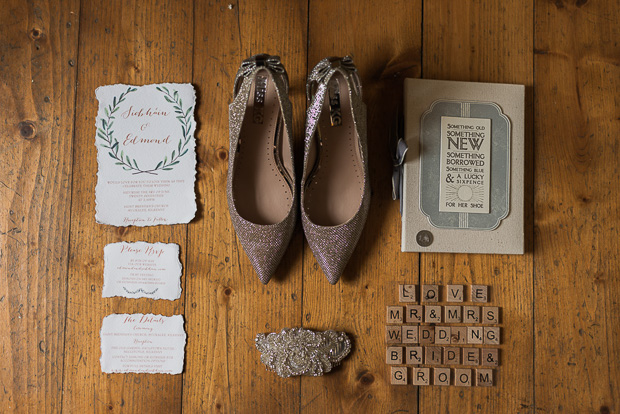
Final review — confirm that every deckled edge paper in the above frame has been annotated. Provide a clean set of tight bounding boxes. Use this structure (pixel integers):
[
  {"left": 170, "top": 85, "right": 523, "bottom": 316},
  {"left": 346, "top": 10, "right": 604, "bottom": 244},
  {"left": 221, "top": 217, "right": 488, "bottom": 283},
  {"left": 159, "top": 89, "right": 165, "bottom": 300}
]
[
  {"left": 102, "top": 241, "right": 182, "bottom": 300},
  {"left": 100, "top": 314, "right": 186, "bottom": 375},
  {"left": 94, "top": 83, "right": 197, "bottom": 226}
]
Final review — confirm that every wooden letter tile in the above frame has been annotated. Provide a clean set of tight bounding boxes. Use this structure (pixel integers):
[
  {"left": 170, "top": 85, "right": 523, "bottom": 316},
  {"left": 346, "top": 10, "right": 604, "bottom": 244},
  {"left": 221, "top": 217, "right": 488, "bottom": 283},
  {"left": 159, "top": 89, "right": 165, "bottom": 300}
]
[
  {"left": 424, "top": 346, "right": 442, "bottom": 365},
  {"left": 451, "top": 326, "right": 467, "bottom": 344},
  {"left": 390, "top": 366, "right": 408, "bottom": 385},
  {"left": 419, "top": 326, "right": 435, "bottom": 344},
  {"left": 433, "top": 367, "right": 451, "bottom": 386},
  {"left": 481, "top": 348, "right": 499, "bottom": 367},
  {"left": 463, "top": 306, "right": 481, "bottom": 324},
  {"left": 484, "top": 327, "right": 500, "bottom": 345},
  {"left": 402, "top": 326, "right": 419, "bottom": 344},
  {"left": 475, "top": 369, "right": 493, "bottom": 386},
  {"left": 405, "top": 346, "right": 423, "bottom": 365},
  {"left": 463, "top": 348, "right": 480, "bottom": 365},
  {"left": 446, "top": 284, "right": 464, "bottom": 302},
  {"left": 435, "top": 326, "right": 451, "bottom": 344},
  {"left": 471, "top": 285, "right": 489, "bottom": 302},
  {"left": 482, "top": 306, "right": 500, "bottom": 324},
  {"left": 424, "top": 305, "right": 442, "bottom": 323},
  {"left": 386, "top": 306, "right": 404, "bottom": 323},
  {"left": 444, "top": 347, "right": 461, "bottom": 365},
  {"left": 444, "top": 305, "right": 462, "bottom": 323},
  {"left": 386, "top": 326, "right": 402, "bottom": 344},
  {"left": 421, "top": 285, "right": 439, "bottom": 302},
  {"left": 413, "top": 367, "right": 430, "bottom": 386},
  {"left": 467, "top": 326, "right": 484, "bottom": 344},
  {"left": 406, "top": 304, "right": 423, "bottom": 323},
  {"left": 454, "top": 368, "right": 472, "bottom": 387},
  {"left": 386, "top": 347, "right": 403, "bottom": 364},
  {"left": 399, "top": 284, "right": 416, "bottom": 302}
]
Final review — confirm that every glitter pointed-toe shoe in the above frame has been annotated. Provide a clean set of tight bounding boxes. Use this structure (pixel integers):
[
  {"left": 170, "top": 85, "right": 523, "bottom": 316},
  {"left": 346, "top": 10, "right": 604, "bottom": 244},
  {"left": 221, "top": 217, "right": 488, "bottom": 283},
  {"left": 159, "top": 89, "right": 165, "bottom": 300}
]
[
  {"left": 301, "top": 56, "right": 370, "bottom": 284},
  {"left": 227, "top": 54, "right": 297, "bottom": 284}
]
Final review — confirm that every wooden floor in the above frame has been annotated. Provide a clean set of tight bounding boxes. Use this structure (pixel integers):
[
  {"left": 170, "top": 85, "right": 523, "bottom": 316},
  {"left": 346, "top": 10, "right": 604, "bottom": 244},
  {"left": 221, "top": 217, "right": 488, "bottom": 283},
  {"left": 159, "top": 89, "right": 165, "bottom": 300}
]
[{"left": 1, "top": 0, "right": 618, "bottom": 412}]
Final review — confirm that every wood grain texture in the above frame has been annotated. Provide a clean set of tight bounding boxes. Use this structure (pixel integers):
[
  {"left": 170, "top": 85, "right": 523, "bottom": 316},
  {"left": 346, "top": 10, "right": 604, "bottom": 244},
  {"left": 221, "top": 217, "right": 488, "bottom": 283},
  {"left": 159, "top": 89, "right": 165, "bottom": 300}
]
[
  {"left": 0, "top": 1, "right": 618, "bottom": 412},
  {"left": 303, "top": 0, "right": 421, "bottom": 412},
  {"left": 0, "top": 1, "right": 79, "bottom": 412},
  {"left": 421, "top": 1, "right": 534, "bottom": 413},
  {"left": 534, "top": 0, "right": 620, "bottom": 412},
  {"left": 61, "top": 1, "right": 193, "bottom": 412},
  {"left": 182, "top": 0, "right": 306, "bottom": 412}
]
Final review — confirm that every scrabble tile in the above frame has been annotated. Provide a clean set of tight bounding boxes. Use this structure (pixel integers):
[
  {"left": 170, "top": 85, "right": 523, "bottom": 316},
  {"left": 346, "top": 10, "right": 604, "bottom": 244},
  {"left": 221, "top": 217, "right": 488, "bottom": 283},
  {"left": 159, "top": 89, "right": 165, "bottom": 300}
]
[
  {"left": 386, "top": 306, "right": 404, "bottom": 323},
  {"left": 467, "top": 326, "right": 484, "bottom": 344},
  {"left": 433, "top": 367, "right": 451, "bottom": 386},
  {"left": 446, "top": 284, "right": 464, "bottom": 302},
  {"left": 475, "top": 369, "right": 493, "bottom": 386},
  {"left": 450, "top": 326, "right": 467, "bottom": 344},
  {"left": 386, "top": 347, "right": 403, "bottom": 364},
  {"left": 463, "top": 306, "right": 481, "bottom": 323},
  {"left": 405, "top": 346, "right": 423, "bottom": 364},
  {"left": 399, "top": 284, "right": 417, "bottom": 302},
  {"left": 402, "top": 325, "right": 419, "bottom": 344},
  {"left": 454, "top": 368, "right": 472, "bottom": 387},
  {"left": 390, "top": 367, "right": 408, "bottom": 385},
  {"left": 419, "top": 326, "right": 435, "bottom": 344},
  {"left": 424, "top": 346, "right": 442, "bottom": 365},
  {"left": 484, "top": 327, "right": 500, "bottom": 345},
  {"left": 435, "top": 326, "right": 451, "bottom": 344},
  {"left": 413, "top": 367, "right": 430, "bottom": 386},
  {"left": 405, "top": 305, "right": 423, "bottom": 323},
  {"left": 463, "top": 348, "right": 480, "bottom": 365},
  {"left": 482, "top": 306, "right": 500, "bottom": 324},
  {"left": 444, "top": 347, "right": 461, "bottom": 365},
  {"left": 471, "top": 285, "right": 489, "bottom": 302},
  {"left": 421, "top": 285, "right": 439, "bottom": 302},
  {"left": 481, "top": 348, "right": 499, "bottom": 367},
  {"left": 444, "top": 305, "right": 462, "bottom": 323},
  {"left": 386, "top": 326, "right": 402, "bottom": 344},
  {"left": 424, "top": 305, "right": 442, "bottom": 323}
]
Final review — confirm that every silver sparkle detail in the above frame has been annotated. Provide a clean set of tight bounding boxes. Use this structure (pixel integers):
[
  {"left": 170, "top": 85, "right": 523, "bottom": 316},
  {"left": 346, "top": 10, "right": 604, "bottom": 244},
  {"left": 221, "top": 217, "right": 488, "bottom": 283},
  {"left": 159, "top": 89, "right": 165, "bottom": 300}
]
[{"left": 255, "top": 328, "right": 352, "bottom": 378}]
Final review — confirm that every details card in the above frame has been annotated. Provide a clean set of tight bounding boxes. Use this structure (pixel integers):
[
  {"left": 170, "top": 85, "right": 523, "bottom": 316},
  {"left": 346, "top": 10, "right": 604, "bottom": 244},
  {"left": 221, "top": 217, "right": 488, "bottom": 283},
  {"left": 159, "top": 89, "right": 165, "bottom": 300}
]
[
  {"left": 100, "top": 314, "right": 186, "bottom": 374},
  {"left": 102, "top": 241, "right": 182, "bottom": 300},
  {"left": 95, "top": 83, "right": 197, "bottom": 226},
  {"left": 438, "top": 116, "right": 491, "bottom": 214}
]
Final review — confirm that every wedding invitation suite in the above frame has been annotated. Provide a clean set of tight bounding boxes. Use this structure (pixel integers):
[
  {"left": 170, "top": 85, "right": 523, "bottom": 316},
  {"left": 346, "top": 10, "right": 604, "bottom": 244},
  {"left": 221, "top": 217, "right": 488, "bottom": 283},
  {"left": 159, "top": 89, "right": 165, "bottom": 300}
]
[
  {"left": 102, "top": 241, "right": 182, "bottom": 300},
  {"left": 100, "top": 314, "right": 186, "bottom": 374},
  {"left": 95, "top": 83, "right": 197, "bottom": 226},
  {"left": 401, "top": 79, "right": 525, "bottom": 254}
]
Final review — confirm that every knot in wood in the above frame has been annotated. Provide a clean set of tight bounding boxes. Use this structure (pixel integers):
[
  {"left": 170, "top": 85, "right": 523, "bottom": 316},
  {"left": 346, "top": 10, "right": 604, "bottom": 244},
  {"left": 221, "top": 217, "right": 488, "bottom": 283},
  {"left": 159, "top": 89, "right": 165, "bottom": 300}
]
[{"left": 18, "top": 121, "right": 36, "bottom": 139}]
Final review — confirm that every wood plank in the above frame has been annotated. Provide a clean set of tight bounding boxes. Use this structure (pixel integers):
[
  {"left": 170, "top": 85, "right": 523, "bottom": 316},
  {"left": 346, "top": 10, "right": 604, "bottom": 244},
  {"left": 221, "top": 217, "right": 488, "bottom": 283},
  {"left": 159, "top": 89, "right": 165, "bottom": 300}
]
[
  {"left": 0, "top": 1, "right": 79, "bottom": 412},
  {"left": 61, "top": 1, "right": 193, "bottom": 412},
  {"left": 182, "top": 0, "right": 306, "bottom": 412},
  {"left": 534, "top": 0, "right": 620, "bottom": 411},
  {"left": 421, "top": 1, "right": 534, "bottom": 412},
  {"left": 304, "top": 0, "right": 421, "bottom": 412}
]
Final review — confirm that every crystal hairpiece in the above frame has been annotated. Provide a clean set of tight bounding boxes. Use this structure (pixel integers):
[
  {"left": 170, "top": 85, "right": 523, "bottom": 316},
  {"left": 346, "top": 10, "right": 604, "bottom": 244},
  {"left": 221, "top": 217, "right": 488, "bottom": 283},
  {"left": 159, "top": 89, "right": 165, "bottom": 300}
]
[{"left": 255, "top": 327, "right": 352, "bottom": 378}]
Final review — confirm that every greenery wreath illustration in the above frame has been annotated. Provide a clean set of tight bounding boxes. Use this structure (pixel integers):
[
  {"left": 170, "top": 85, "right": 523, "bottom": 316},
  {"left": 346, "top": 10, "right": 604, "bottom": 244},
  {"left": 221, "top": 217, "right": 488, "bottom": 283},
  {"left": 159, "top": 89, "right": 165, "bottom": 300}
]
[{"left": 96, "top": 86, "right": 193, "bottom": 175}]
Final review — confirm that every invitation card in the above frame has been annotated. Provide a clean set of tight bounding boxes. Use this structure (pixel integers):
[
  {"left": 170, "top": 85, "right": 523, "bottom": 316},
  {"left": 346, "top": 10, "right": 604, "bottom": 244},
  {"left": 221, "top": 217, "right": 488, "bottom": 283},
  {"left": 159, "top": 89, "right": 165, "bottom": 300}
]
[
  {"left": 102, "top": 241, "right": 182, "bottom": 300},
  {"left": 94, "top": 83, "right": 197, "bottom": 226},
  {"left": 100, "top": 314, "right": 186, "bottom": 374}
]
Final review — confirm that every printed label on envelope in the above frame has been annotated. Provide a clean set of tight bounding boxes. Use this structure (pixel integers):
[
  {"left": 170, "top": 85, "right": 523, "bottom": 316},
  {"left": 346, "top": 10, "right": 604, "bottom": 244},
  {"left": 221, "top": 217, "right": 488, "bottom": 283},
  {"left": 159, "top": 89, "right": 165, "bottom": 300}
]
[
  {"left": 438, "top": 116, "right": 491, "bottom": 214},
  {"left": 94, "top": 83, "right": 197, "bottom": 226},
  {"left": 102, "top": 242, "right": 182, "bottom": 300},
  {"left": 100, "top": 314, "right": 186, "bottom": 374}
]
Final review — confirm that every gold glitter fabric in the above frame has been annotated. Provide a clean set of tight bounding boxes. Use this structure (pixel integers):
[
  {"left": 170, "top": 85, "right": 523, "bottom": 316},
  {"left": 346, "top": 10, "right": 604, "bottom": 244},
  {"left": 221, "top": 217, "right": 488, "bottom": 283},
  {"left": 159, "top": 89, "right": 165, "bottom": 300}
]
[
  {"left": 301, "top": 57, "right": 371, "bottom": 284},
  {"left": 227, "top": 55, "right": 297, "bottom": 284}
]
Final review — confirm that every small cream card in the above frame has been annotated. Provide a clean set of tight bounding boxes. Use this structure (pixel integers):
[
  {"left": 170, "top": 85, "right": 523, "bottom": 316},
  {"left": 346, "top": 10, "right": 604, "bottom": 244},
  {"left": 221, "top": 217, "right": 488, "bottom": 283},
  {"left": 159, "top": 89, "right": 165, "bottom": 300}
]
[
  {"left": 95, "top": 83, "right": 197, "bottom": 226},
  {"left": 102, "top": 241, "right": 182, "bottom": 300},
  {"left": 100, "top": 314, "right": 186, "bottom": 374}
]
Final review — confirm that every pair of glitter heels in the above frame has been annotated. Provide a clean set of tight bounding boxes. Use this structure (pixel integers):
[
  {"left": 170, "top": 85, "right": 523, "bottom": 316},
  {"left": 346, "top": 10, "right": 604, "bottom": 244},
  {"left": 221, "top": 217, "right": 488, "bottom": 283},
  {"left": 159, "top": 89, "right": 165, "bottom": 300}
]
[{"left": 227, "top": 54, "right": 370, "bottom": 285}]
